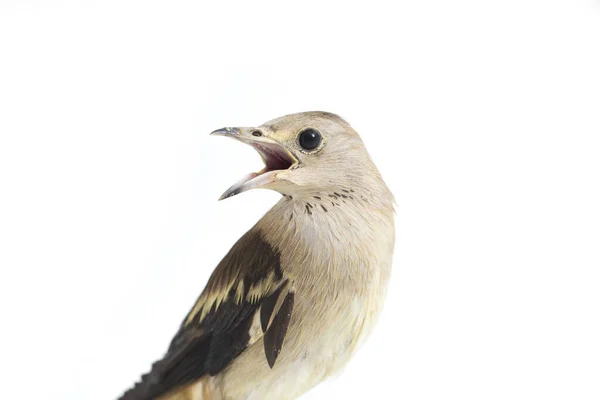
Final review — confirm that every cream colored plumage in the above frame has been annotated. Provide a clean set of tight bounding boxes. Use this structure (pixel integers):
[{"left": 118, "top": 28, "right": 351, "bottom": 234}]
[{"left": 118, "top": 112, "right": 395, "bottom": 400}]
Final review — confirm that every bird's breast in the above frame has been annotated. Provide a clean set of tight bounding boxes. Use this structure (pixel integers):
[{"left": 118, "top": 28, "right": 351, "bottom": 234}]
[{"left": 260, "top": 195, "right": 395, "bottom": 363}]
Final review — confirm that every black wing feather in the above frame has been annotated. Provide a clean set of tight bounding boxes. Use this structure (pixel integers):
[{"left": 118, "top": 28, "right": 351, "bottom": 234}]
[
  {"left": 260, "top": 284, "right": 285, "bottom": 332},
  {"left": 118, "top": 230, "right": 293, "bottom": 400},
  {"left": 264, "top": 291, "right": 295, "bottom": 368}
]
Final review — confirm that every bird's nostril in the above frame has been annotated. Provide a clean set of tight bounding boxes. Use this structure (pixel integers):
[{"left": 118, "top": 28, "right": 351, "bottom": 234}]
[{"left": 252, "top": 130, "right": 263, "bottom": 137}]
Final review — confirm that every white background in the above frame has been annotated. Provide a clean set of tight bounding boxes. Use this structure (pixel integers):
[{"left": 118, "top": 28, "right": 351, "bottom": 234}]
[{"left": 1, "top": 1, "right": 599, "bottom": 399}]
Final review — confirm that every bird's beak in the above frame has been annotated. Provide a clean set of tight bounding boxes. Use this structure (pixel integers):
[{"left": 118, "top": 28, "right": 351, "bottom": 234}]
[{"left": 211, "top": 127, "right": 298, "bottom": 200}]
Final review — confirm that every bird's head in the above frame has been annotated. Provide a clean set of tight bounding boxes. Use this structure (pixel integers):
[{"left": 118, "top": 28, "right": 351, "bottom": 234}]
[{"left": 212, "top": 111, "right": 390, "bottom": 202}]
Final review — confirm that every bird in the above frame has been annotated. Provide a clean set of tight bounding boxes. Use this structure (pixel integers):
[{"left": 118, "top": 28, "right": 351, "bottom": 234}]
[{"left": 118, "top": 111, "right": 396, "bottom": 400}]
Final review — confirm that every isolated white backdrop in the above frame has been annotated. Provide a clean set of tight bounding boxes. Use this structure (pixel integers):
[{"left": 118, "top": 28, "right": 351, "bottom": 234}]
[{"left": 1, "top": 1, "right": 599, "bottom": 399}]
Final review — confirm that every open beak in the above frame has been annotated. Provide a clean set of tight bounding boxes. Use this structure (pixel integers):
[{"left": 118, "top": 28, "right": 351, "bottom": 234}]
[{"left": 211, "top": 127, "right": 298, "bottom": 200}]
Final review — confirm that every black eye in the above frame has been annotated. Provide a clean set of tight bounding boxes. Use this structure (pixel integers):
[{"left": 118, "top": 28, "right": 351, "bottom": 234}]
[{"left": 298, "top": 128, "right": 322, "bottom": 151}]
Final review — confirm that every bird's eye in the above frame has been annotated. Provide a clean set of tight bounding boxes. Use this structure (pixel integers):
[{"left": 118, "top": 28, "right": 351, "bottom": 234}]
[{"left": 298, "top": 128, "right": 322, "bottom": 151}]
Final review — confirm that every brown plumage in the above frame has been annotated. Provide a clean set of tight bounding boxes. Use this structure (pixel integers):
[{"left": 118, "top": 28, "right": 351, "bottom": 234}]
[{"left": 118, "top": 111, "right": 395, "bottom": 400}]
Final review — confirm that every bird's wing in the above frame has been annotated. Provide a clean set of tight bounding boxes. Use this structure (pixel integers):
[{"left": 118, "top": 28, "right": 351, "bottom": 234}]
[{"left": 119, "top": 229, "right": 295, "bottom": 400}]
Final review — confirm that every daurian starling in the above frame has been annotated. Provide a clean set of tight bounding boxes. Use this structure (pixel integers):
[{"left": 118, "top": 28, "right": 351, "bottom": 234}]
[{"left": 119, "top": 111, "right": 395, "bottom": 400}]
